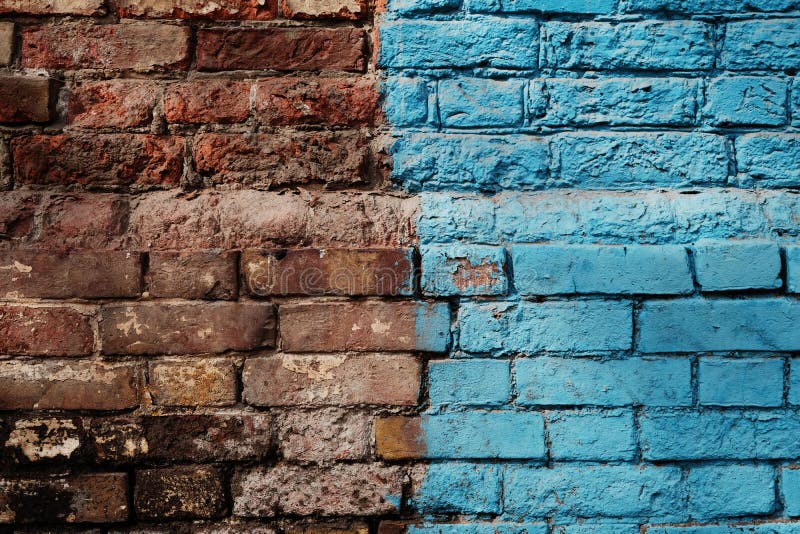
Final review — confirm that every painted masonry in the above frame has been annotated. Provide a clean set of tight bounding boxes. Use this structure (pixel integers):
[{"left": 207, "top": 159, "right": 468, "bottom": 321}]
[{"left": 1, "top": 0, "right": 800, "bottom": 530}]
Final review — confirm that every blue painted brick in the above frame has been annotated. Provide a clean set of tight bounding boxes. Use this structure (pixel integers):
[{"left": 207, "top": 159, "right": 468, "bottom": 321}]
[
  {"left": 458, "top": 301, "right": 632, "bottom": 354},
  {"left": 722, "top": 20, "right": 800, "bottom": 70},
  {"left": 512, "top": 244, "right": 693, "bottom": 296},
  {"left": 438, "top": 78, "right": 524, "bottom": 128},
  {"left": 408, "top": 524, "right": 548, "bottom": 534},
  {"left": 547, "top": 409, "right": 637, "bottom": 461},
  {"left": 530, "top": 77, "right": 699, "bottom": 127},
  {"left": 411, "top": 463, "right": 502, "bottom": 514},
  {"left": 621, "top": 0, "right": 800, "bottom": 12},
  {"left": 791, "top": 358, "right": 800, "bottom": 405},
  {"left": 540, "top": 21, "right": 714, "bottom": 71},
  {"left": 698, "top": 358, "right": 784, "bottom": 407},
  {"left": 428, "top": 359, "right": 510, "bottom": 406},
  {"left": 787, "top": 246, "right": 800, "bottom": 294},
  {"left": 638, "top": 299, "right": 800, "bottom": 353},
  {"left": 516, "top": 357, "right": 691, "bottom": 407},
  {"left": 645, "top": 523, "right": 800, "bottom": 534},
  {"left": 387, "top": 0, "right": 461, "bottom": 14},
  {"left": 420, "top": 412, "right": 545, "bottom": 459},
  {"left": 784, "top": 468, "right": 800, "bottom": 517},
  {"left": 379, "top": 19, "right": 538, "bottom": 69},
  {"left": 551, "top": 133, "right": 728, "bottom": 189},
  {"left": 503, "top": 465, "right": 685, "bottom": 520},
  {"left": 693, "top": 240, "right": 782, "bottom": 291},
  {"left": 418, "top": 193, "right": 496, "bottom": 243},
  {"left": 793, "top": 83, "right": 800, "bottom": 127},
  {"left": 687, "top": 465, "right": 775, "bottom": 519},
  {"left": 469, "top": 0, "right": 615, "bottom": 13},
  {"left": 704, "top": 77, "right": 787, "bottom": 127},
  {"left": 735, "top": 134, "right": 800, "bottom": 188},
  {"left": 383, "top": 77, "right": 431, "bottom": 127},
  {"left": 421, "top": 244, "right": 507, "bottom": 296},
  {"left": 553, "top": 525, "right": 639, "bottom": 534}
]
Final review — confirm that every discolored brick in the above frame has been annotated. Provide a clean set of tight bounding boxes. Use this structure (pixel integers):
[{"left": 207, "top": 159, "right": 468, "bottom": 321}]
[
  {"left": 148, "top": 358, "right": 238, "bottom": 407},
  {"left": 38, "top": 194, "right": 130, "bottom": 250},
  {"left": 0, "top": 22, "right": 12, "bottom": 66},
  {"left": 88, "top": 417, "right": 148, "bottom": 463},
  {"left": 164, "top": 80, "right": 251, "bottom": 124},
  {"left": 147, "top": 250, "right": 238, "bottom": 300},
  {"left": 4, "top": 417, "right": 84, "bottom": 463},
  {"left": 67, "top": 80, "right": 159, "bottom": 128},
  {"left": 0, "top": 0, "right": 103, "bottom": 14},
  {"left": 0, "top": 75, "right": 54, "bottom": 123},
  {"left": 375, "top": 416, "right": 424, "bottom": 460},
  {"left": 135, "top": 466, "right": 227, "bottom": 520},
  {"left": 0, "top": 306, "right": 94, "bottom": 356},
  {"left": 277, "top": 409, "right": 371, "bottom": 461},
  {"left": 116, "top": 0, "right": 278, "bottom": 19},
  {"left": 282, "top": 0, "right": 365, "bottom": 18}
]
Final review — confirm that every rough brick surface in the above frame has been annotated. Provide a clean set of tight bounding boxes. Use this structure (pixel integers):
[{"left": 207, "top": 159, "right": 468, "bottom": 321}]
[
  {"left": 67, "top": 80, "right": 159, "bottom": 128},
  {"left": 164, "top": 80, "right": 251, "bottom": 124},
  {"left": 0, "top": 306, "right": 94, "bottom": 356},
  {"left": 147, "top": 358, "right": 238, "bottom": 407},
  {"left": 147, "top": 250, "right": 238, "bottom": 300},
  {"left": 0, "top": 22, "right": 12, "bottom": 65},
  {"left": 115, "top": 0, "right": 279, "bottom": 19},
  {"left": 135, "top": 466, "right": 227, "bottom": 520},
  {"left": 0, "top": 76, "right": 54, "bottom": 123}
]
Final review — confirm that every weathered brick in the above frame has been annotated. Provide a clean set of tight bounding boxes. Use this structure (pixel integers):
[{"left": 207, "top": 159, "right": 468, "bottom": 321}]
[
  {"left": 783, "top": 468, "right": 800, "bottom": 517},
  {"left": 387, "top": 0, "right": 460, "bottom": 14},
  {"left": 68, "top": 80, "right": 159, "bottom": 128},
  {"left": 785, "top": 246, "right": 800, "bottom": 294},
  {"left": 0, "top": 22, "right": 12, "bottom": 66},
  {"left": 197, "top": 28, "right": 366, "bottom": 71},
  {"left": 13, "top": 134, "right": 184, "bottom": 188},
  {"left": 38, "top": 194, "right": 130, "bottom": 250},
  {"left": 399, "top": 523, "right": 549, "bottom": 534},
  {"left": 698, "top": 358, "right": 784, "bottom": 407},
  {"left": 116, "top": 0, "right": 278, "bottom": 19},
  {"left": 135, "top": 466, "right": 226, "bottom": 520},
  {"left": 0, "top": 305, "right": 94, "bottom": 356},
  {"left": 703, "top": 77, "right": 787, "bottom": 127},
  {"left": 277, "top": 409, "right": 371, "bottom": 462},
  {"left": 22, "top": 23, "right": 191, "bottom": 71},
  {"left": 147, "top": 250, "right": 238, "bottom": 300},
  {"left": 0, "top": 75, "right": 54, "bottom": 123},
  {"left": 0, "top": 250, "right": 141, "bottom": 299},
  {"left": 233, "top": 464, "right": 403, "bottom": 517},
  {"left": 279, "top": 301, "right": 449, "bottom": 352},
  {"left": 0, "top": 473, "right": 129, "bottom": 523},
  {"left": 164, "top": 80, "right": 250, "bottom": 124},
  {"left": 470, "top": 0, "right": 613, "bottom": 12},
  {"left": 438, "top": 78, "right": 524, "bottom": 128},
  {"left": 410, "top": 463, "right": 502, "bottom": 514},
  {"left": 383, "top": 77, "right": 430, "bottom": 127},
  {"left": 791, "top": 357, "right": 800, "bottom": 404},
  {"left": 147, "top": 358, "right": 237, "bottom": 407},
  {"left": 687, "top": 465, "right": 775, "bottom": 519},
  {"left": 621, "top": 0, "right": 800, "bottom": 13},
  {"left": 693, "top": 240, "right": 782, "bottom": 291},
  {"left": 99, "top": 302, "right": 274, "bottom": 355},
  {"left": 242, "top": 353, "right": 421, "bottom": 406},
  {"left": 288, "top": 524, "right": 369, "bottom": 534},
  {"left": 735, "top": 134, "right": 800, "bottom": 188},
  {"left": 428, "top": 359, "right": 510, "bottom": 406},
  {"left": 547, "top": 409, "right": 637, "bottom": 461},
  {"left": 721, "top": 19, "right": 800, "bottom": 70},
  {"left": 4, "top": 417, "right": 84, "bottom": 463},
  {"left": 88, "top": 417, "right": 148, "bottom": 463},
  {"left": 242, "top": 249, "right": 413, "bottom": 297},
  {"left": 282, "top": 0, "right": 365, "bottom": 18},
  {"left": 254, "top": 77, "right": 379, "bottom": 126},
  {"left": 0, "top": 0, "right": 103, "bottom": 14},
  {"left": 645, "top": 524, "right": 800, "bottom": 534},
  {"left": 0, "top": 360, "right": 138, "bottom": 410},
  {"left": 421, "top": 245, "right": 508, "bottom": 296}
]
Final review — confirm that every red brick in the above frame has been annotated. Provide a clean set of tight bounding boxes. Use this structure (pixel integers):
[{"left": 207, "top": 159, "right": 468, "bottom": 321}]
[
  {"left": 67, "top": 80, "right": 159, "bottom": 128},
  {"left": 0, "top": 191, "right": 38, "bottom": 241},
  {"left": 242, "top": 248, "right": 413, "bottom": 297},
  {"left": 22, "top": 23, "right": 190, "bottom": 71},
  {"left": 242, "top": 353, "right": 421, "bottom": 406},
  {"left": 0, "top": 473, "right": 129, "bottom": 523},
  {"left": 0, "top": 0, "right": 103, "bottom": 14},
  {"left": 39, "top": 194, "right": 129, "bottom": 250},
  {"left": 13, "top": 134, "right": 184, "bottom": 189},
  {"left": 277, "top": 409, "right": 371, "bottom": 462},
  {"left": 254, "top": 77, "right": 379, "bottom": 126},
  {"left": 0, "top": 22, "right": 12, "bottom": 66},
  {"left": 148, "top": 358, "right": 237, "bottom": 406},
  {"left": 282, "top": 0, "right": 365, "bottom": 18},
  {"left": 164, "top": 80, "right": 250, "bottom": 124},
  {"left": 0, "top": 306, "right": 93, "bottom": 356},
  {"left": 0, "top": 360, "right": 139, "bottom": 410},
  {"left": 0, "top": 250, "right": 141, "bottom": 299},
  {"left": 375, "top": 416, "right": 423, "bottom": 460},
  {"left": 147, "top": 250, "right": 238, "bottom": 300},
  {"left": 193, "top": 132, "right": 368, "bottom": 188},
  {"left": 116, "top": 0, "right": 277, "bottom": 19},
  {"left": 135, "top": 466, "right": 227, "bottom": 520},
  {"left": 99, "top": 302, "right": 274, "bottom": 355},
  {"left": 0, "top": 75, "right": 54, "bottom": 123},
  {"left": 233, "top": 464, "right": 403, "bottom": 517},
  {"left": 196, "top": 28, "right": 366, "bottom": 72}
]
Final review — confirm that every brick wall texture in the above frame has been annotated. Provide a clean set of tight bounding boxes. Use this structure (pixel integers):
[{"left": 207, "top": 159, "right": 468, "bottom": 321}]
[{"left": 1, "top": 0, "right": 800, "bottom": 531}]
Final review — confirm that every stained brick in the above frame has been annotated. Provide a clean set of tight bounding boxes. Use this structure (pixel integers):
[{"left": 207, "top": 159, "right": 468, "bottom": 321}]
[
  {"left": 277, "top": 409, "right": 371, "bottom": 461},
  {"left": 164, "top": 80, "right": 250, "bottom": 124},
  {"left": 135, "top": 466, "right": 227, "bottom": 520},
  {"left": 67, "top": 80, "right": 159, "bottom": 128},
  {"left": 282, "top": 0, "right": 365, "bottom": 19},
  {"left": 116, "top": 0, "right": 278, "bottom": 19},
  {"left": 0, "top": 306, "right": 94, "bottom": 356},
  {"left": 148, "top": 358, "right": 238, "bottom": 407},
  {"left": 147, "top": 250, "right": 238, "bottom": 300},
  {"left": 0, "top": 22, "right": 11, "bottom": 65},
  {"left": 0, "top": 75, "right": 54, "bottom": 123}
]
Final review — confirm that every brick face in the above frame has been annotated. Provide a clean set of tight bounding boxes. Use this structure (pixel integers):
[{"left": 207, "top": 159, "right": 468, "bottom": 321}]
[
  {"left": 0, "top": 75, "right": 54, "bottom": 123},
  {"left": 0, "top": 306, "right": 94, "bottom": 356},
  {"left": 67, "top": 80, "right": 159, "bottom": 128}
]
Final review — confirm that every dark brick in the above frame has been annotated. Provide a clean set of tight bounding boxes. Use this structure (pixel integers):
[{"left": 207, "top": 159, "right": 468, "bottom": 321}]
[{"left": 135, "top": 466, "right": 227, "bottom": 520}]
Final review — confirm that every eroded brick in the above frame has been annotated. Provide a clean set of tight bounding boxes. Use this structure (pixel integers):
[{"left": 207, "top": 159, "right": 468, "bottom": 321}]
[
  {"left": 0, "top": 306, "right": 94, "bottom": 356},
  {"left": 147, "top": 250, "right": 238, "bottom": 300},
  {"left": 0, "top": 23, "right": 12, "bottom": 66},
  {"left": 164, "top": 80, "right": 250, "bottom": 124},
  {"left": 4, "top": 417, "right": 83, "bottom": 463},
  {"left": 277, "top": 409, "right": 371, "bottom": 462},
  {"left": 67, "top": 80, "right": 159, "bottom": 128},
  {"left": 0, "top": 75, "right": 54, "bottom": 123},
  {"left": 148, "top": 358, "right": 238, "bottom": 407},
  {"left": 116, "top": 0, "right": 278, "bottom": 19},
  {"left": 135, "top": 466, "right": 226, "bottom": 520}
]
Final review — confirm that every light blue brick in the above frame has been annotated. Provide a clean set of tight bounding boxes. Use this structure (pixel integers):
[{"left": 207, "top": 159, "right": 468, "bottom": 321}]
[
  {"left": 503, "top": 465, "right": 685, "bottom": 521},
  {"left": 469, "top": 0, "right": 615, "bottom": 13},
  {"left": 693, "top": 240, "right": 782, "bottom": 291},
  {"left": 408, "top": 524, "right": 548, "bottom": 534},
  {"left": 735, "top": 134, "right": 800, "bottom": 188},
  {"left": 458, "top": 301, "right": 632, "bottom": 354},
  {"left": 540, "top": 21, "right": 714, "bottom": 70},
  {"left": 757, "top": 412, "right": 800, "bottom": 459},
  {"left": 428, "top": 359, "right": 510, "bottom": 406},
  {"left": 698, "top": 358, "right": 784, "bottom": 407},
  {"left": 763, "top": 192, "right": 800, "bottom": 238},
  {"left": 383, "top": 77, "right": 431, "bottom": 127},
  {"left": 439, "top": 78, "right": 524, "bottom": 127},
  {"left": 512, "top": 244, "right": 693, "bottom": 295},
  {"left": 553, "top": 525, "right": 640, "bottom": 534},
  {"left": 687, "top": 465, "right": 775, "bottom": 519},
  {"left": 621, "top": 0, "right": 800, "bottom": 13},
  {"left": 793, "top": 82, "right": 800, "bottom": 127},
  {"left": 394, "top": 134, "right": 548, "bottom": 192},
  {"left": 646, "top": 523, "right": 800, "bottom": 534},
  {"left": 551, "top": 133, "right": 728, "bottom": 189},
  {"left": 704, "top": 77, "right": 787, "bottom": 127},
  {"left": 791, "top": 358, "right": 800, "bottom": 405},
  {"left": 516, "top": 357, "right": 691, "bottom": 407},
  {"left": 415, "top": 302, "right": 452, "bottom": 353},
  {"left": 639, "top": 299, "right": 800, "bottom": 353},
  {"left": 387, "top": 0, "right": 461, "bottom": 14},
  {"left": 379, "top": 19, "right": 538, "bottom": 69},
  {"left": 421, "top": 244, "right": 508, "bottom": 296},
  {"left": 411, "top": 463, "right": 502, "bottom": 514},
  {"left": 418, "top": 193, "right": 496, "bottom": 244},
  {"left": 530, "top": 78, "right": 699, "bottom": 127},
  {"left": 547, "top": 409, "right": 636, "bottom": 461},
  {"left": 722, "top": 20, "right": 800, "bottom": 70},
  {"left": 421, "top": 412, "right": 545, "bottom": 459},
  {"left": 787, "top": 246, "right": 800, "bottom": 294},
  {"left": 784, "top": 468, "right": 800, "bottom": 517}
]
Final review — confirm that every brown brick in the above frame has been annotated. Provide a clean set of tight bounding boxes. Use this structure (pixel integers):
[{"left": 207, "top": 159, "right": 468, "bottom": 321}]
[
  {"left": 0, "top": 75, "right": 54, "bottom": 123},
  {"left": 67, "top": 80, "right": 159, "bottom": 128},
  {"left": 164, "top": 80, "right": 250, "bottom": 124},
  {"left": 242, "top": 248, "right": 413, "bottom": 297},
  {"left": 116, "top": 0, "right": 278, "bottom": 19},
  {"left": 4, "top": 417, "right": 84, "bottom": 463},
  {"left": 254, "top": 77, "right": 379, "bottom": 126},
  {"left": 22, "top": 23, "right": 190, "bottom": 71},
  {"left": 0, "top": 250, "right": 141, "bottom": 299},
  {"left": 39, "top": 194, "right": 129, "bottom": 250},
  {"left": 193, "top": 132, "right": 368, "bottom": 188},
  {"left": 286, "top": 524, "right": 369, "bottom": 534},
  {"left": 88, "top": 417, "right": 148, "bottom": 463},
  {"left": 0, "top": 361, "right": 139, "bottom": 410},
  {"left": 143, "top": 414, "right": 272, "bottom": 461},
  {"left": 135, "top": 466, "right": 227, "bottom": 520},
  {"left": 375, "top": 416, "right": 423, "bottom": 460},
  {"left": 0, "top": 23, "right": 12, "bottom": 66},
  {"left": 277, "top": 409, "right": 371, "bottom": 462},
  {"left": 197, "top": 28, "right": 366, "bottom": 72},
  {"left": 0, "top": 0, "right": 103, "bottom": 14},
  {"left": 0, "top": 473, "right": 128, "bottom": 523},
  {"left": 147, "top": 250, "right": 238, "bottom": 300},
  {"left": 99, "top": 302, "right": 274, "bottom": 355},
  {"left": 0, "top": 306, "right": 94, "bottom": 356},
  {"left": 279, "top": 301, "right": 450, "bottom": 352},
  {"left": 13, "top": 134, "right": 184, "bottom": 189},
  {"left": 148, "top": 358, "right": 237, "bottom": 406},
  {"left": 0, "top": 140, "right": 8, "bottom": 191},
  {"left": 378, "top": 521, "right": 408, "bottom": 534},
  {"left": 0, "top": 191, "right": 38, "bottom": 241},
  {"left": 242, "top": 353, "right": 421, "bottom": 406},
  {"left": 282, "top": 0, "right": 365, "bottom": 18},
  {"left": 233, "top": 464, "right": 402, "bottom": 517}
]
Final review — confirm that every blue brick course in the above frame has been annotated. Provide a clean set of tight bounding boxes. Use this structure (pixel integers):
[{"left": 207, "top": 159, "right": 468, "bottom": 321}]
[
  {"left": 547, "top": 409, "right": 637, "bottom": 461},
  {"left": 686, "top": 464, "right": 776, "bottom": 519},
  {"left": 693, "top": 240, "right": 782, "bottom": 291},
  {"left": 698, "top": 358, "right": 784, "bottom": 407},
  {"left": 411, "top": 463, "right": 502, "bottom": 514},
  {"left": 428, "top": 359, "right": 511, "bottom": 406},
  {"left": 420, "top": 412, "right": 545, "bottom": 459},
  {"left": 438, "top": 78, "right": 524, "bottom": 128}
]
